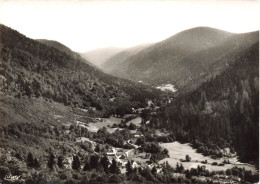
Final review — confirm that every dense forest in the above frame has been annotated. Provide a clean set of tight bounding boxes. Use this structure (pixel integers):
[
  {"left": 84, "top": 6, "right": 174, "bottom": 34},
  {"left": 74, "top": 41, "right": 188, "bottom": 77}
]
[
  {"left": 0, "top": 24, "right": 164, "bottom": 118},
  {"left": 153, "top": 42, "right": 259, "bottom": 166}
]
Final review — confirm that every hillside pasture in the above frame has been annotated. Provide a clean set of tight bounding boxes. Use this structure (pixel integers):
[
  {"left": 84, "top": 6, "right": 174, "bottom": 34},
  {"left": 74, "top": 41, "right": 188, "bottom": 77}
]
[{"left": 159, "top": 142, "right": 257, "bottom": 174}]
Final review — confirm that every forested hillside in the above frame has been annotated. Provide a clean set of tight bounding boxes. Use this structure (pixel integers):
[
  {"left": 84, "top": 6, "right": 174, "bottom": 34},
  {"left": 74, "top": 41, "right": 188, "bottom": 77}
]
[
  {"left": 107, "top": 27, "right": 233, "bottom": 84},
  {"left": 107, "top": 27, "right": 258, "bottom": 94},
  {"left": 0, "top": 24, "right": 163, "bottom": 118},
  {"left": 157, "top": 42, "right": 259, "bottom": 166}
]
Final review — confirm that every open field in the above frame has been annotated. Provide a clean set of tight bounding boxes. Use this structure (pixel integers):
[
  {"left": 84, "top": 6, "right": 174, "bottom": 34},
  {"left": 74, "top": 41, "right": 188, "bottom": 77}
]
[
  {"left": 86, "top": 116, "right": 142, "bottom": 133},
  {"left": 126, "top": 117, "right": 142, "bottom": 127},
  {"left": 87, "top": 116, "right": 123, "bottom": 133},
  {"left": 159, "top": 142, "right": 258, "bottom": 174}
]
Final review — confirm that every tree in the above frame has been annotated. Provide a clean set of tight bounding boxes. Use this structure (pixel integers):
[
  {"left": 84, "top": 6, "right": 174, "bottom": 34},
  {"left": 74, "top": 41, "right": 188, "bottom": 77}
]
[
  {"left": 176, "top": 162, "right": 180, "bottom": 171},
  {"left": 126, "top": 160, "right": 133, "bottom": 176},
  {"left": 89, "top": 155, "right": 99, "bottom": 170},
  {"left": 164, "top": 161, "right": 174, "bottom": 172},
  {"left": 100, "top": 155, "right": 110, "bottom": 173},
  {"left": 185, "top": 169, "right": 191, "bottom": 179},
  {"left": 136, "top": 137, "right": 145, "bottom": 146},
  {"left": 47, "top": 152, "right": 55, "bottom": 170},
  {"left": 179, "top": 163, "right": 184, "bottom": 173},
  {"left": 150, "top": 154, "right": 157, "bottom": 163},
  {"left": 109, "top": 159, "right": 120, "bottom": 174},
  {"left": 176, "top": 163, "right": 184, "bottom": 173},
  {"left": 108, "top": 175, "right": 122, "bottom": 183},
  {"left": 128, "top": 123, "right": 137, "bottom": 130},
  {"left": 185, "top": 155, "right": 191, "bottom": 162},
  {"left": 151, "top": 166, "right": 157, "bottom": 174},
  {"left": 27, "top": 152, "right": 34, "bottom": 167},
  {"left": 72, "top": 155, "right": 81, "bottom": 170},
  {"left": 34, "top": 158, "right": 40, "bottom": 168},
  {"left": 162, "top": 148, "right": 169, "bottom": 156},
  {"left": 57, "top": 156, "right": 64, "bottom": 168},
  {"left": 226, "top": 169, "right": 232, "bottom": 176},
  {"left": 83, "top": 161, "right": 91, "bottom": 171},
  {"left": 95, "top": 144, "right": 101, "bottom": 153},
  {"left": 0, "top": 166, "right": 10, "bottom": 179}
]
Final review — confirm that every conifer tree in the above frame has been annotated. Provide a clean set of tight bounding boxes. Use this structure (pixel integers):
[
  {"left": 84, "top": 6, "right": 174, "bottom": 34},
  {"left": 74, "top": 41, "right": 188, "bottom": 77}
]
[
  {"left": 109, "top": 158, "right": 120, "bottom": 174},
  {"left": 72, "top": 155, "right": 81, "bottom": 170},
  {"left": 47, "top": 152, "right": 55, "bottom": 170},
  {"left": 27, "top": 152, "right": 34, "bottom": 167},
  {"left": 100, "top": 155, "right": 110, "bottom": 173},
  {"left": 126, "top": 160, "right": 133, "bottom": 176},
  {"left": 34, "top": 158, "right": 40, "bottom": 168},
  {"left": 57, "top": 156, "right": 64, "bottom": 168},
  {"left": 83, "top": 161, "right": 91, "bottom": 171}
]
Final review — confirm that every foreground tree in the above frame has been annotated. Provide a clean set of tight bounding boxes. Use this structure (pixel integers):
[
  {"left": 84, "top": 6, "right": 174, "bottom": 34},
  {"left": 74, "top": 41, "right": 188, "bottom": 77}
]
[
  {"left": 109, "top": 158, "right": 120, "bottom": 174},
  {"left": 34, "top": 158, "right": 40, "bottom": 168},
  {"left": 57, "top": 156, "right": 64, "bottom": 168},
  {"left": 83, "top": 160, "right": 91, "bottom": 171},
  {"left": 100, "top": 155, "right": 110, "bottom": 173},
  {"left": 47, "top": 152, "right": 55, "bottom": 170},
  {"left": 89, "top": 154, "right": 100, "bottom": 170},
  {"left": 72, "top": 155, "right": 81, "bottom": 170},
  {"left": 27, "top": 152, "right": 34, "bottom": 167},
  {"left": 126, "top": 160, "right": 133, "bottom": 176}
]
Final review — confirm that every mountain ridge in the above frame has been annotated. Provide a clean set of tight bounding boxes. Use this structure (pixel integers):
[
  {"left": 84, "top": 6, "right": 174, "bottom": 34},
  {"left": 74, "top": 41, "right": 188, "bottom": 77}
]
[
  {"left": 104, "top": 27, "right": 258, "bottom": 93},
  {"left": 81, "top": 47, "right": 124, "bottom": 67},
  {"left": 101, "top": 43, "right": 153, "bottom": 74}
]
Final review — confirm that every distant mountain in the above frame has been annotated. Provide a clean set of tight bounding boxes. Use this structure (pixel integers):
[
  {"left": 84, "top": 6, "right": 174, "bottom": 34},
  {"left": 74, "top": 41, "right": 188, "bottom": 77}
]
[
  {"left": 109, "top": 27, "right": 258, "bottom": 91},
  {"left": 101, "top": 43, "right": 153, "bottom": 74},
  {"left": 0, "top": 24, "right": 163, "bottom": 119},
  {"left": 81, "top": 47, "right": 124, "bottom": 67}
]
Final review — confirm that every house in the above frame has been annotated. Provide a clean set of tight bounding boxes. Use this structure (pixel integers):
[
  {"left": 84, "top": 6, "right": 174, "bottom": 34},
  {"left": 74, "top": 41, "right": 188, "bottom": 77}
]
[
  {"left": 132, "top": 161, "right": 138, "bottom": 168},
  {"left": 134, "top": 132, "right": 143, "bottom": 138},
  {"left": 106, "top": 148, "right": 116, "bottom": 156}
]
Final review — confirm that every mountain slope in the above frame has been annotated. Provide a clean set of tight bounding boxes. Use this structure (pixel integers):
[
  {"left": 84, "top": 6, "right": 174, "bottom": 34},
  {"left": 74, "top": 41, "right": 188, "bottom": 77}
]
[
  {"left": 109, "top": 27, "right": 258, "bottom": 92},
  {"left": 101, "top": 43, "right": 152, "bottom": 74},
  {"left": 37, "top": 39, "right": 76, "bottom": 57},
  {"left": 0, "top": 24, "right": 163, "bottom": 118},
  {"left": 37, "top": 39, "right": 95, "bottom": 67},
  {"left": 81, "top": 47, "right": 124, "bottom": 67},
  {"left": 158, "top": 42, "right": 259, "bottom": 166}
]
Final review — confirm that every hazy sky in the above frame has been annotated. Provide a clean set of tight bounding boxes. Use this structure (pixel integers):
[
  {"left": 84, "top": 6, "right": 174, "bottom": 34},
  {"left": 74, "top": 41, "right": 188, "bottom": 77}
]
[{"left": 0, "top": 0, "right": 259, "bottom": 52}]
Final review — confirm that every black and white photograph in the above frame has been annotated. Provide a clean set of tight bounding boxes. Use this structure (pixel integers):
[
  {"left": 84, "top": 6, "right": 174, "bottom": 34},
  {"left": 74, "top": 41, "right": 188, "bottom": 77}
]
[{"left": 0, "top": 0, "right": 259, "bottom": 183}]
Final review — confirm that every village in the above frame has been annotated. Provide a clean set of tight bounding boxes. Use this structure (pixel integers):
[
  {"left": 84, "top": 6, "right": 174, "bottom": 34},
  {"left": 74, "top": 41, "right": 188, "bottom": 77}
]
[{"left": 0, "top": 100, "right": 258, "bottom": 184}]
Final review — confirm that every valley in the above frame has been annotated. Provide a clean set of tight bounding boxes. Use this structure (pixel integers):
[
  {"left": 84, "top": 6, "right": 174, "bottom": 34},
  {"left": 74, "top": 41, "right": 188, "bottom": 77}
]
[
  {"left": 73, "top": 108, "right": 258, "bottom": 175},
  {"left": 0, "top": 23, "right": 258, "bottom": 184}
]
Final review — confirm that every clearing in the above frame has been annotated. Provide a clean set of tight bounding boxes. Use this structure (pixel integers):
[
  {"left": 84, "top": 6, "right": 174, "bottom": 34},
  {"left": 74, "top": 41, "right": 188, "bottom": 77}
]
[{"left": 159, "top": 142, "right": 257, "bottom": 173}]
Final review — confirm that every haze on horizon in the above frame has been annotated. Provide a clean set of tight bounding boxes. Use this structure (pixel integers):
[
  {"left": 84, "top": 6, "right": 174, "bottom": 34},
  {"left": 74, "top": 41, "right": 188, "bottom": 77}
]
[{"left": 0, "top": 0, "right": 259, "bottom": 52}]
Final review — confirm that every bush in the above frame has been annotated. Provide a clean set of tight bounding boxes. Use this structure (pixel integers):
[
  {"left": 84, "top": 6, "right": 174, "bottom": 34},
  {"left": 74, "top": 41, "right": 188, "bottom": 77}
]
[
  {"left": 108, "top": 175, "right": 122, "bottom": 183},
  {"left": 128, "top": 123, "right": 137, "bottom": 130},
  {"left": 212, "top": 162, "right": 218, "bottom": 166}
]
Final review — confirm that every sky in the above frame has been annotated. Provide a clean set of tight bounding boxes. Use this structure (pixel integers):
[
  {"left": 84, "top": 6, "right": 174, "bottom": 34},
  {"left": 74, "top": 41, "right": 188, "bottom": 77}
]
[{"left": 0, "top": 0, "right": 259, "bottom": 52}]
